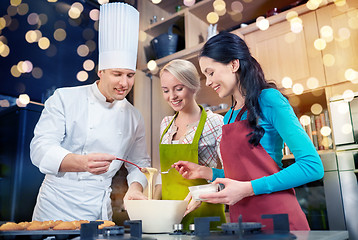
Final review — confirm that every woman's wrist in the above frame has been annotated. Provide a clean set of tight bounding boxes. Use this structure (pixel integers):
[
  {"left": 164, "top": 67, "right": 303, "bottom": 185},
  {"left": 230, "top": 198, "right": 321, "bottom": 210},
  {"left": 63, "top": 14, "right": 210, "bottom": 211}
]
[{"left": 198, "top": 166, "right": 213, "bottom": 180}]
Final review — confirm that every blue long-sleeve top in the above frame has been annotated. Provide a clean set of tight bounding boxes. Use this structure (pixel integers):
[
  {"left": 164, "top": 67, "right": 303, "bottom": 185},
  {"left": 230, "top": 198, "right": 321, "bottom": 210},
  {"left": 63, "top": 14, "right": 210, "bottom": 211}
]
[{"left": 212, "top": 88, "right": 324, "bottom": 195}]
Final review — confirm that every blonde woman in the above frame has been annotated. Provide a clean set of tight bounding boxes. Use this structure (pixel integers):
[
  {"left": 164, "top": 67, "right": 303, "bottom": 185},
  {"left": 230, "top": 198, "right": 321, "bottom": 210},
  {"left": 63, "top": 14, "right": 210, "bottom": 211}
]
[{"left": 157, "top": 59, "right": 226, "bottom": 230}]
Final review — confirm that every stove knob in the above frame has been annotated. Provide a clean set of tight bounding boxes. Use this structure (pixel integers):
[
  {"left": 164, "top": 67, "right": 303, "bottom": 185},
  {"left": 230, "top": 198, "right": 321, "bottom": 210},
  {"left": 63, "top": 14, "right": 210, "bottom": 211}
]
[
  {"left": 189, "top": 224, "right": 195, "bottom": 231},
  {"left": 173, "top": 223, "right": 183, "bottom": 231}
]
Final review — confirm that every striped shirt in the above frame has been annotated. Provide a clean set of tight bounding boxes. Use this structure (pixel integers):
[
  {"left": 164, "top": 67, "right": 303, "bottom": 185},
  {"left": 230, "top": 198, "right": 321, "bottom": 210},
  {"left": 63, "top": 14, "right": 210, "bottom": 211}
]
[{"left": 160, "top": 110, "right": 223, "bottom": 168}]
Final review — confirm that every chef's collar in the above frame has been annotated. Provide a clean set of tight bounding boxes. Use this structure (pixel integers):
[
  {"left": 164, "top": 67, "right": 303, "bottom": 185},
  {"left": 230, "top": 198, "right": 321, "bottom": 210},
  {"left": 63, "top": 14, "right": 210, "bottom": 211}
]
[{"left": 90, "top": 81, "right": 124, "bottom": 107}]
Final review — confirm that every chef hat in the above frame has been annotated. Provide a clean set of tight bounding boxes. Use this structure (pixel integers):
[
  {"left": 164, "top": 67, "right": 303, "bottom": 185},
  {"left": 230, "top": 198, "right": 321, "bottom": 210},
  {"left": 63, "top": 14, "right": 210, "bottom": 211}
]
[{"left": 98, "top": 2, "right": 139, "bottom": 71}]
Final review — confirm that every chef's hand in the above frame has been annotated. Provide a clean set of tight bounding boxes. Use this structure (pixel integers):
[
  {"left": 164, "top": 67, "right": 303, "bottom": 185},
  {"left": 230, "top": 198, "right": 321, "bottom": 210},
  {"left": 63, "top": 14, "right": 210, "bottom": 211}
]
[
  {"left": 183, "top": 192, "right": 201, "bottom": 217},
  {"left": 59, "top": 153, "right": 114, "bottom": 174},
  {"left": 85, "top": 153, "right": 115, "bottom": 175},
  {"left": 172, "top": 161, "right": 213, "bottom": 181},
  {"left": 199, "top": 178, "right": 254, "bottom": 205},
  {"left": 123, "top": 182, "right": 148, "bottom": 200}
]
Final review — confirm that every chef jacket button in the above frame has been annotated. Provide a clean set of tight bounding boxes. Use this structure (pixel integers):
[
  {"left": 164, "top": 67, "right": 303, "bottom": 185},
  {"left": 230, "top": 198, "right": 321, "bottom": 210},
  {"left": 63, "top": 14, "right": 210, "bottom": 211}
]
[{"left": 119, "top": 132, "right": 122, "bottom": 135}]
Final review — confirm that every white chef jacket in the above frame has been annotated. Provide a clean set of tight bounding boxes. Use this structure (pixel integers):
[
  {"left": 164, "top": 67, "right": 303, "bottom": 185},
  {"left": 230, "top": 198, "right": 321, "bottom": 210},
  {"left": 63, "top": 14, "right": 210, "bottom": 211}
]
[{"left": 30, "top": 81, "right": 150, "bottom": 221}]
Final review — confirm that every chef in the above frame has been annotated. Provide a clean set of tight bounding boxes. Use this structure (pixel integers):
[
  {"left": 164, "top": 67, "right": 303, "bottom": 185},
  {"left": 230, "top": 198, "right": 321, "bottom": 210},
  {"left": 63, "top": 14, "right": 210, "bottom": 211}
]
[{"left": 30, "top": 2, "right": 150, "bottom": 221}]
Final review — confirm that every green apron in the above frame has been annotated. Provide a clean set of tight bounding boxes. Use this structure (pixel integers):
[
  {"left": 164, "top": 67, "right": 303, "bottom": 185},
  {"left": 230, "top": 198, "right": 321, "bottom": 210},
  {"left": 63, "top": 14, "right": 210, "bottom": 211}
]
[{"left": 159, "top": 105, "right": 226, "bottom": 231}]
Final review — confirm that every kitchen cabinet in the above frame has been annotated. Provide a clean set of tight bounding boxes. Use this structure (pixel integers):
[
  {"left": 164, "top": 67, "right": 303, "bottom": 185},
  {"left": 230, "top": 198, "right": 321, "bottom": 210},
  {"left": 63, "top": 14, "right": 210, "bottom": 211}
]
[
  {"left": 316, "top": 0, "right": 358, "bottom": 85},
  {"left": 244, "top": 11, "right": 326, "bottom": 95},
  {"left": 137, "top": 0, "right": 300, "bottom": 71}
]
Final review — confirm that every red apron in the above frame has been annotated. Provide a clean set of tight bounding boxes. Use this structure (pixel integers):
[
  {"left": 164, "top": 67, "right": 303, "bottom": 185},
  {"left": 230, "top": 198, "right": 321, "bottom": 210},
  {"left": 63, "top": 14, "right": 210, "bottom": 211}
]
[{"left": 220, "top": 106, "right": 309, "bottom": 230}]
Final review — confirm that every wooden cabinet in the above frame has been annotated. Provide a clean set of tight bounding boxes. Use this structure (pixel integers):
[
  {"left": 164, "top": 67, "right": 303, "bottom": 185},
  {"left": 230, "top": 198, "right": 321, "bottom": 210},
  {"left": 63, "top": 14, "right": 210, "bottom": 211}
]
[
  {"left": 316, "top": 0, "right": 358, "bottom": 85},
  {"left": 244, "top": 10, "right": 326, "bottom": 95},
  {"left": 137, "top": 0, "right": 298, "bottom": 70}
]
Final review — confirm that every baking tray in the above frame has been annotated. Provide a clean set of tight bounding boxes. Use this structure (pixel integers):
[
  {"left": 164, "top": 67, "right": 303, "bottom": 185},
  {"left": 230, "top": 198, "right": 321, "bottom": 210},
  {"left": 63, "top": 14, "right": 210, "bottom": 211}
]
[{"left": 0, "top": 229, "right": 80, "bottom": 239}]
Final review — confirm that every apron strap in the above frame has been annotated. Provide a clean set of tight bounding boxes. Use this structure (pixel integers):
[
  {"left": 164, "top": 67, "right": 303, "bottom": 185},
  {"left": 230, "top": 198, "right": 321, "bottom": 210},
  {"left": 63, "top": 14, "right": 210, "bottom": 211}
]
[
  {"left": 160, "top": 112, "right": 178, "bottom": 143},
  {"left": 159, "top": 105, "right": 207, "bottom": 145},
  {"left": 235, "top": 105, "right": 247, "bottom": 122},
  {"left": 192, "top": 105, "right": 207, "bottom": 145},
  {"left": 227, "top": 104, "right": 248, "bottom": 123}
]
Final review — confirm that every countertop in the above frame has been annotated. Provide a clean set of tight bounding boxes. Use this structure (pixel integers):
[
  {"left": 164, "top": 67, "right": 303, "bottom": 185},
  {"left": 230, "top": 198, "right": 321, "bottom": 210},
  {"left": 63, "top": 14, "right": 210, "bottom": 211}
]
[{"left": 140, "top": 230, "right": 349, "bottom": 240}]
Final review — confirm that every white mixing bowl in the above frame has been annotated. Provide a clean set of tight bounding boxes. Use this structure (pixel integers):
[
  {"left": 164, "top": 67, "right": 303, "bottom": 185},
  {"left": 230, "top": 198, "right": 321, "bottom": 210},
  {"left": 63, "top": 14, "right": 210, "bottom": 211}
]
[{"left": 124, "top": 200, "right": 188, "bottom": 233}]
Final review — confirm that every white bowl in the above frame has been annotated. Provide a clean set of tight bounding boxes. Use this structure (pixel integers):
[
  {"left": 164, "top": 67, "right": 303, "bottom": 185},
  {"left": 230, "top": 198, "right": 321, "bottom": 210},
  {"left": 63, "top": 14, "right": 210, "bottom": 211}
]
[
  {"left": 124, "top": 200, "right": 188, "bottom": 233},
  {"left": 188, "top": 183, "right": 219, "bottom": 201}
]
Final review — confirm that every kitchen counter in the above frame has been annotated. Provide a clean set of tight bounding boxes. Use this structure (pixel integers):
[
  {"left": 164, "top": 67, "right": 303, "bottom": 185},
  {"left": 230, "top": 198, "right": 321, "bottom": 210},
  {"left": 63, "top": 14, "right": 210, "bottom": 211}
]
[{"left": 141, "top": 230, "right": 349, "bottom": 240}]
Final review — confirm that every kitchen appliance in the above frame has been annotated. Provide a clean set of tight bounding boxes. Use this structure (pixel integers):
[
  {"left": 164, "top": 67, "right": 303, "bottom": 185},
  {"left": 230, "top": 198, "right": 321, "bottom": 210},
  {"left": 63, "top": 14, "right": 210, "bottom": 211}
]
[
  {"left": 324, "top": 93, "right": 358, "bottom": 240},
  {"left": 0, "top": 101, "right": 44, "bottom": 222}
]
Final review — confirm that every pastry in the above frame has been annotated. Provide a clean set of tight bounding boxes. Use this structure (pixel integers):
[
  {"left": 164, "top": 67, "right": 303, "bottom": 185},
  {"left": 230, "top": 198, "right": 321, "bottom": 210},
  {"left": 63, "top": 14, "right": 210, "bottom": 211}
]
[
  {"left": 53, "top": 221, "right": 77, "bottom": 230},
  {"left": 0, "top": 222, "right": 23, "bottom": 231},
  {"left": 72, "top": 220, "right": 89, "bottom": 229},
  {"left": 97, "top": 220, "right": 115, "bottom": 229},
  {"left": 27, "top": 221, "right": 51, "bottom": 231}
]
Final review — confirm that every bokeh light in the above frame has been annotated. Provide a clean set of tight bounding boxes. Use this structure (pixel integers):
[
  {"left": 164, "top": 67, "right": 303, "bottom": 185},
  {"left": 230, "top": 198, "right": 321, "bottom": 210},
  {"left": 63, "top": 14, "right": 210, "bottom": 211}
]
[
  {"left": 98, "top": 0, "right": 109, "bottom": 4},
  {"left": 307, "top": 77, "right": 319, "bottom": 89},
  {"left": 306, "top": 0, "right": 319, "bottom": 10},
  {"left": 282, "top": 77, "right": 293, "bottom": 88},
  {"left": 54, "top": 28, "right": 66, "bottom": 41},
  {"left": 257, "top": 17, "right": 269, "bottom": 31},
  {"left": 311, "top": 103, "right": 323, "bottom": 115},
  {"left": 314, "top": 38, "right": 326, "bottom": 50},
  {"left": 11, "top": 65, "right": 21, "bottom": 77},
  {"left": 213, "top": 0, "right": 226, "bottom": 12},
  {"left": 345, "top": 68, "right": 358, "bottom": 82},
  {"left": 289, "top": 95, "right": 300, "bottom": 107},
  {"left": 321, "top": 137, "right": 333, "bottom": 148},
  {"left": 292, "top": 83, "right": 304, "bottom": 95},
  {"left": 290, "top": 17, "right": 303, "bottom": 33},
  {"left": 38, "top": 37, "right": 50, "bottom": 50},
  {"left": 38, "top": 13, "right": 48, "bottom": 26},
  {"left": 323, "top": 54, "right": 335, "bottom": 67},
  {"left": 27, "top": 13, "right": 39, "bottom": 25},
  {"left": 32, "top": 67, "right": 43, "bottom": 79},
  {"left": 320, "top": 25, "right": 333, "bottom": 42},
  {"left": 18, "top": 94, "right": 30, "bottom": 105},
  {"left": 343, "top": 89, "right": 354, "bottom": 102},
  {"left": 83, "top": 59, "right": 95, "bottom": 71},
  {"left": 77, "top": 44, "right": 89, "bottom": 57},
  {"left": 334, "top": 0, "right": 346, "bottom": 7},
  {"left": 231, "top": 1, "right": 243, "bottom": 13},
  {"left": 320, "top": 126, "right": 332, "bottom": 137},
  {"left": 184, "top": 0, "right": 195, "bottom": 7},
  {"left": 77, "top": 71, "right": 88, "bottom": 82},
  {"left": 89, "top": 9, "right": 99, "bottom": 21},
  {"left": 10, "top": 0, "right": 22, "bottom": 7},
  {"left": 147, "top": 60, "right": 157, "bottom": 71},
  {"left": 300, "top": 115, "right": 311, "bottom": 126},
  {"left": 17, "top": 3, "right": 29, "bottom": 15},
  {"left": 68, "top": 7, "right": 81, "bottom": 19},
  {"left": 207, "top": 12, "right": 219, "bottom": 24}
]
